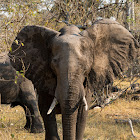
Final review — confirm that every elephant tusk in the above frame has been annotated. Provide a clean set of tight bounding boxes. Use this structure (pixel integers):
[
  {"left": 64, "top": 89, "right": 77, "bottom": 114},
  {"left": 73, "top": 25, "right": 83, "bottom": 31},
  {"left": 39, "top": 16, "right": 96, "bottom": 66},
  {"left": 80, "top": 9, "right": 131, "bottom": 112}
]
[
  {"left": 47, "top": 98, "right": 58, "bottom": 115},
  {"left": 83, "top": 96, "right": 88, "bottom": 111}
]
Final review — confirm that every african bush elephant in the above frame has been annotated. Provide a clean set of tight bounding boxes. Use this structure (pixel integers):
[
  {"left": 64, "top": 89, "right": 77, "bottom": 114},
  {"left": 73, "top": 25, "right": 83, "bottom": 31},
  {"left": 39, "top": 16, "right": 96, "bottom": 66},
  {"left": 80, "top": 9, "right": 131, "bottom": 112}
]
[
  {"left": 0, "top": 53, "right": 43, "bottom": 133},
  {"left": 9, "top": 19, "right": 139, "bottom": 140}
]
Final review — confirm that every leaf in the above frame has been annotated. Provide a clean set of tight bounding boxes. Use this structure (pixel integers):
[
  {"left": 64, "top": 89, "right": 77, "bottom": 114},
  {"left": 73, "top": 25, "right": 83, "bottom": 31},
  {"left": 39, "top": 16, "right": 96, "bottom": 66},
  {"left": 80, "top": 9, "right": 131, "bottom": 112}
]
[
  {"left": 21, "top": 73, "right": 25, "bottom": 78},
  {"left": 9, "top": 47, "right": 12, "bottom": 52},
  {"left": 15, "top": 80, "right": 17, "bottom": 84},
  {"left": 6, "top": 21, "right": 11, "bottom": 25},
  {"left": 11, "top": 134, "right": 14, "bottom": 138},
  {"left": 15, "top": 39, "right": 18, "bottom": 45},
  {"left": 2, "top": 124, "right": 5, "bottom": 128},
  {"left": 16, "top": 71, "right": 19, "bottom": 75},
  {"left": 15, "top": 74, "right": 18, "bottom": 84},
  {"left": 20, "top": 70, "right": 24, "bottom": 73},
  {"left": 21, "top": 42, "right": 24, "bottom": 46}
]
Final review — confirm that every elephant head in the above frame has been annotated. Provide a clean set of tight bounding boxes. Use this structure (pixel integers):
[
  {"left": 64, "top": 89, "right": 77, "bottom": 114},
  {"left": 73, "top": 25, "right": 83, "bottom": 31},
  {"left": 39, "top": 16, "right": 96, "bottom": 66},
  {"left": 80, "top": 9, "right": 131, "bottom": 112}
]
[{"left": 9, "top": 19, "right": 139, "bottom": 140}]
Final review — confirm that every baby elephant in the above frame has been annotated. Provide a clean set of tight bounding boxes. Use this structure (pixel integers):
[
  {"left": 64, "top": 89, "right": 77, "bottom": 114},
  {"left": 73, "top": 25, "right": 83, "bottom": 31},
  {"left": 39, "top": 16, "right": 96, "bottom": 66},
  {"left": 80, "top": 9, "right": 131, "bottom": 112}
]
[{"left": 0, "top": 53, "right": 43, "bottom": 133}]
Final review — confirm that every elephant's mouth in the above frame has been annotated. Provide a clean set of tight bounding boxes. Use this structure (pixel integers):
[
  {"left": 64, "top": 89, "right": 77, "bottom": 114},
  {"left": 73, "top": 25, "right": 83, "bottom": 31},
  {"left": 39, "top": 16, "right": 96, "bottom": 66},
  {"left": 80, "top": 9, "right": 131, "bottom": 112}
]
[
  {"left": 47, "top": 91, "right": 88, "bottom": 115},
  {"left": 47, "top": 76, "right": 88, "bottom": 115}
]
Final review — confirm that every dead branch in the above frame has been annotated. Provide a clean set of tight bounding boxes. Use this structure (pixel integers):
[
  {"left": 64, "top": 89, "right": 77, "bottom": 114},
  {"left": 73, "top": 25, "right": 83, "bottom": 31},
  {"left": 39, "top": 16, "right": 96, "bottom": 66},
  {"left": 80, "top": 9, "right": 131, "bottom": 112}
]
[
  {"left": 103, "top": 76, "right": 140, "bottom": 105},
  {"left": 90, "top": 76, "right": 140, "bottom": 109},
  {"left": 128, "top": 119, "right": 137, "bottom": 138},
  {"left": 115, "top": 118, "right": 140, "bottom": 124},
  {"left": 115, "top": 118, "right": 138, "bottom": 138},
  {"left": 0, "top": 78, "right": 14, "bottom": 82},
  {"left": 55, "top": 20, "right": 70, "bottom": 25},
  {"left": 55, "top": 20, "right": 88, "bottom": 29},
  {"left": 97, "top": 2, "right": 125, "bottom": 11}
]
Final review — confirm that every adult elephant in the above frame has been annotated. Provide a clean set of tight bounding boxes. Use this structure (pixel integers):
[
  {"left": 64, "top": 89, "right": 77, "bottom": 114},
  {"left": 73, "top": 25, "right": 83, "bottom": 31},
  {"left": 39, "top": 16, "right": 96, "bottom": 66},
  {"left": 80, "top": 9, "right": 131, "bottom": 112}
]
[
  {"left": 0, "top": 52, "right": 43, "bottom": 133},
  {"left": 9, "top": 19, "right": 139, "bottom": 140}
]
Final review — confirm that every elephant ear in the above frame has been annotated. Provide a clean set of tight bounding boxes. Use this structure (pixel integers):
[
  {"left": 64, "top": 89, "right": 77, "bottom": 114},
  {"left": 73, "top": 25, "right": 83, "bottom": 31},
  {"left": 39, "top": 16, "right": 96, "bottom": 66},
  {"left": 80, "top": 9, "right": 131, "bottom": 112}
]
[
  {"left": 80, "top": 19, "right": 139, "bottom": 90},
  {"left": 9, "top": 25, "right": 60, "bottom": 96}
]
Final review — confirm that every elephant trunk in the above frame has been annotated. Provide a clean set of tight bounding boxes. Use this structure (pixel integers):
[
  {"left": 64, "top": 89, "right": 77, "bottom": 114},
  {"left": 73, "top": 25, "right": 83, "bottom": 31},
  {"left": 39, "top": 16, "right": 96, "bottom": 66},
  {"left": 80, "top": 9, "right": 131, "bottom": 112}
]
[
  {"left": 62, "top": 92, "right": 79, "bottom": 140},
  {"left": 61, "top": 81, "right": 87, "bottom": 140},
  {"left": 47, "top": 77, "right": 88, "bottom": 140}
]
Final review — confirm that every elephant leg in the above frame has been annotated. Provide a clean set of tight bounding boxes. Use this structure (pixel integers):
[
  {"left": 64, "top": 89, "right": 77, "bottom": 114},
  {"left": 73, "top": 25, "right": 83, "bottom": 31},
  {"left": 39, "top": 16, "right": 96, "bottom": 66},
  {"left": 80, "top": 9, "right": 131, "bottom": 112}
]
[
  {"left": 22, "top": 105, "right": 32, "bottom": 130},
  {"left": 38, "top": 93, "right": 60, "bottom": 140},
  {"left": 21, "top": 98, "right": 43, "bottom": 133},
  {"left": 19, "top": 82, "right": 44, "bottom": 133},
  {"left": 44, "top": 112, "right": 60, "bottom": 140},
  {"left": 11, "top": 102, "right": 32, "bottom": 130}
]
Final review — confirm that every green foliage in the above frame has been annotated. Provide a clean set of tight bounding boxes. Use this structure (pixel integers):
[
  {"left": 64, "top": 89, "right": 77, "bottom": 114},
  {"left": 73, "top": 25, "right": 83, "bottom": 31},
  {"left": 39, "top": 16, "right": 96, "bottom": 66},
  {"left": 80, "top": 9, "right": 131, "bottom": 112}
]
[
  {"left": 0, "top": 0, "right": 139, "bottom": 52},
  {"left": 14, "top": 40, "right": 19, "bottom": 45},
  {"left": 126, "top": 16, "right": 136, "bottom": 23},
  {"left": 20, "top": 70, "right": 25, "bottom": 77},
  {"left": 15, "top": 70, "right": 25, "bottom": 84},
  {"left": 0, "top": 0, "right": 53, "bottom": 51},
  {"left": 21, "top": 42, "right": 24, "bottom": 46},
  {"left": 9, "top": 47, "right": 12, "bottom": 52},
  {"left": 11, "top": 134, "right": 14, "bottom": 138}
]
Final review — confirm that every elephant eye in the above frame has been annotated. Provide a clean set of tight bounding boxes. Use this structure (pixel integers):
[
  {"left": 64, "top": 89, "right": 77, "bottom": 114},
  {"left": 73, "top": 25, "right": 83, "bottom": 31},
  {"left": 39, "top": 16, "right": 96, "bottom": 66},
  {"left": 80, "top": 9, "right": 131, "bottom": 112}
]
[
  {"left": 51, "top": 57, "right": 60, "bottom": 75},
  {"left": 51, "top": 57, "right": 59, "bottom": 68},
  {"left": 53, "top": 57, "right": 59, "bottom": 63}
]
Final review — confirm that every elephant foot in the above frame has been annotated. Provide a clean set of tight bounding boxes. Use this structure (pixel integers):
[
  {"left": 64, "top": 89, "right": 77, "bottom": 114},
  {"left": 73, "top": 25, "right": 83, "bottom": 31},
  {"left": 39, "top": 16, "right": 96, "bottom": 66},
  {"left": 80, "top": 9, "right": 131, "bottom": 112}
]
[
  {"left": 24, "top": 124, "right": 31, "bottom": 131},
  {"left": 24, "top": 123, "right": 44, "bottom": 133},
  {"left": 30, "top": 117, "right": 44, "bottom": 133},
  {"left": 30, "top": 124, "right": 44, "bottom": 133}
]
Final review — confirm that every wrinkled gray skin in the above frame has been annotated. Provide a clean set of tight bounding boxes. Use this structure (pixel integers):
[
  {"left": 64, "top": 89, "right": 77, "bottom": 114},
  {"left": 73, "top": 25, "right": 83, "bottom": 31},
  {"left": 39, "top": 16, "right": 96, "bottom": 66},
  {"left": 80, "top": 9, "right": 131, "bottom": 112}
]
[
  {"left": 0, "top": 53, "right": 43, "bottom": 133},
  {"left": 10, "top": 19, "right": 140, "bottom": 140}
]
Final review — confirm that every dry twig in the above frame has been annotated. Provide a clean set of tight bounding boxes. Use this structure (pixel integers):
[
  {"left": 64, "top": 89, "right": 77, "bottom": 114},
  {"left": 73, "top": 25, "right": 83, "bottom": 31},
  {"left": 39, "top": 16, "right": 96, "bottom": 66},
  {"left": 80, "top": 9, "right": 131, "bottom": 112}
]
[{"left": 128, "top": 119, "right": 137, "bottom": 138}]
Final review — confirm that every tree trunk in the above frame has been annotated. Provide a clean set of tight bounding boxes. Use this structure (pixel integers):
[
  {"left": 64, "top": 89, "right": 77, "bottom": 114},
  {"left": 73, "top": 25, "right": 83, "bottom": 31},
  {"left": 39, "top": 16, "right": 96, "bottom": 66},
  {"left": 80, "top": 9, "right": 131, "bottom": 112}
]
[
  {"left": 125, "top": 0, "right": 131, "bottom": 30},
  {"left": 131, "top": 0, "right": 135, "bottom": 27}
]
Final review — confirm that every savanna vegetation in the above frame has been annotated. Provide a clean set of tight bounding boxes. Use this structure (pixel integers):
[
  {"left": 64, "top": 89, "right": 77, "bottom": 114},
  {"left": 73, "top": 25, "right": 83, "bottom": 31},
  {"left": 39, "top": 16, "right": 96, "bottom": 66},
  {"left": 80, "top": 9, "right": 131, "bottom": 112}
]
[
  {"left": 0, "top": 80, "right": 140, "bottom": 140},
  {"left": 0, "top": 0, "right": 139, "bottom": 139}
]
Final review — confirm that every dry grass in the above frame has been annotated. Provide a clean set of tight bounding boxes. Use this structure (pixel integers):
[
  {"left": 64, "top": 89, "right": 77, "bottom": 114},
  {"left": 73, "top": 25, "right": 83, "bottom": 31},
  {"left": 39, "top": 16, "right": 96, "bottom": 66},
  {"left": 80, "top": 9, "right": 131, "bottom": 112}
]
[
  {"left": 114, "top": 77, "right": 140, "bottom": 90},
  {"left": 85, "top": 99, "right": 140, "bottom": 140},
  {"left": 0, "top": 99, "right": 139, "bottom": 140},
  {"left": 0, "top": 105, "right": 45, "bottom": 140},
  {"left": 0, "top": 79, "right": 139, "bottom": 140}
]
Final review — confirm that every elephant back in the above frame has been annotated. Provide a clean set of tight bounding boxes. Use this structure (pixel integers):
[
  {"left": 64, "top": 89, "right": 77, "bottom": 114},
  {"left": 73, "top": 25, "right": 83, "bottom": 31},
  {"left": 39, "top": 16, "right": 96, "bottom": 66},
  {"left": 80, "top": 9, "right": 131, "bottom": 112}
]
[
  {"left": 59, "top": 25, "right": 81, "bottom": 36},
  {"left": 0, "top": 52, "right": 16, "bottom": 80},
  {"left": 0, "top": 52, "right": 19, "bottom": 103}
]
